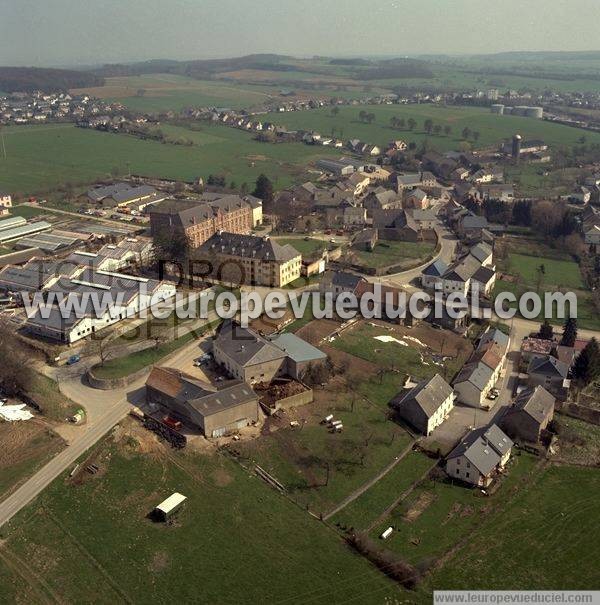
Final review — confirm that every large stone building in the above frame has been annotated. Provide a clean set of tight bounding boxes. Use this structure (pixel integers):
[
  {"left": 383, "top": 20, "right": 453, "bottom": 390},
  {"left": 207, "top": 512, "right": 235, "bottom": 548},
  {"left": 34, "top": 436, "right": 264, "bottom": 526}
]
[
  {"left": 197, "top": 232, "right": 301, "bottom": 287},
  {"left": 149, "top": 194, "right": 262, "bottom": 249},
  {"left": 146, "top": 366, "right": 259, "bottom": 438}
]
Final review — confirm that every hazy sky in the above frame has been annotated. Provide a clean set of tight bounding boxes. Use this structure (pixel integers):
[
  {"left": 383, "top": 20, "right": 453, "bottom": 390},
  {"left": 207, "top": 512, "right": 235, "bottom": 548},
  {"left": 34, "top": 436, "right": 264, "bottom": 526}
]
[{"left": 1, "top": 0, "right": 598, "bottom": 67}]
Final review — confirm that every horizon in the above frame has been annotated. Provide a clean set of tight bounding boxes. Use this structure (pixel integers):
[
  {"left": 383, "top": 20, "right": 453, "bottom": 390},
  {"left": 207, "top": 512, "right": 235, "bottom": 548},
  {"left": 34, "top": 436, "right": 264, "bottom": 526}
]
[{"left": 1, "top": 0, "right": 598, "bottom": 67}]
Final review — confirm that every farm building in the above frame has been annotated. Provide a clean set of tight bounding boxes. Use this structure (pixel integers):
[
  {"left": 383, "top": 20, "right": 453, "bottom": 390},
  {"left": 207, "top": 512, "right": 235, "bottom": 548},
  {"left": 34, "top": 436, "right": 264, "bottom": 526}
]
[
  {"left": 146, "top": 367, "right": 259, "bottom": 438},
  {"left": 502, "top": 386, "right": 555, "bottom": 444},
  {"left": 152, "top": 493, "right": 187, "bottom": 522}
]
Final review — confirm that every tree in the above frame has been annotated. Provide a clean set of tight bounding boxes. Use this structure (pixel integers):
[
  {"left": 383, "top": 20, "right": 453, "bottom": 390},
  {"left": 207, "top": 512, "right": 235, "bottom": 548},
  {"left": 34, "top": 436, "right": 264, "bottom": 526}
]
[
  {"left": 397, "top": 117, "right": 406, "bottom": 130},
  {"left": 461, "top": 127, "right": 471, "bottom": 140},
  {"left": 0, "top": 322, "right": 35, "bottom": 396},
  {"left": 407, "top": 118, "right": 416, "bottom": 131},
  {"left": 443, "top": 125, "right": 452, "bottom": 137},
  {"left": 253, "top": 174, "right": 274, "bottom": 204},
  {"left": 390, "top": 117, "right": 399, "bottom": 130},
  {"left": 572, "top": 338, "right": 600, "bottom": 385},
  {"left": 472, "top": 131, "right": 480, "bottom": 142},
  {"left": 433, "top": 124, "right": 442, "bottom": 136},
  {"left": 539, "top": 320, "right": 554, "bottom": 340},
  {"left": 358, "top": 110, "right": 367, "bottom": 123},
  {"left": 423, "top": 119, "right": 433, "bottom": 134},
  {"left": 561, "top": 317, "right": 578, "bottom": 347}
]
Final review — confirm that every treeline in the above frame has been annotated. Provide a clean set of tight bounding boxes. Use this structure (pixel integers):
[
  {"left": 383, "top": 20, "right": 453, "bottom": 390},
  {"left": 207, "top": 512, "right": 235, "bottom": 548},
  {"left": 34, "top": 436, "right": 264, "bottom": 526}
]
[
  {"left": 358, "top": 59, "right": 434, "bottom": 80},
  {"left": 0, "top": 67, "right": 104, "bottom": 92}
]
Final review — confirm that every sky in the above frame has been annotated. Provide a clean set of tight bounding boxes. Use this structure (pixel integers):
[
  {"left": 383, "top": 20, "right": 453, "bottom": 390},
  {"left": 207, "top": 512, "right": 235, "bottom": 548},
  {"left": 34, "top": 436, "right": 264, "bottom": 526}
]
[{"left": 1, "top": 0, "right": 599, "bottom": 67}]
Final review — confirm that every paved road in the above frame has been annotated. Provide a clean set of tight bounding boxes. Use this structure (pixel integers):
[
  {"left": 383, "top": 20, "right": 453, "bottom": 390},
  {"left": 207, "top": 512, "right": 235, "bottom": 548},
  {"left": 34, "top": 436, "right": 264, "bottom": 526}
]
[{"left": 0, "top": 396, "right": 133, "bottom": 528}]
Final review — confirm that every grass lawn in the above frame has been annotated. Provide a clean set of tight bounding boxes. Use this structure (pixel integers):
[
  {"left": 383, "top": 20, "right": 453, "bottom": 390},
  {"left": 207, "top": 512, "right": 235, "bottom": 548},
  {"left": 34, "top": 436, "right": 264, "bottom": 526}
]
[
  {"left": 92, "top": 332, "right": 197, "bottom": 379},
  {"left": 501, "top": 252, "right": 584, "bottom": 290},
  {"left": 255, "top": 105, "right": 600, "bottom": 152},
  {"left": 0, "top": 438, "right": 399, "bottom": 604},
  {"left": 0, "top": 123, "right": 339, "bottom": 194},
  {"left": 353, "top": 240, "right": 435, "bottom": 270},
  {"left": 26, "top": 373, "right": 80, "bottom": 422},
  {"left": 421, "top": 463, "right": 600, "bottom": 596},
  {"left": 330, "top": 450, "right": 434, "bottom": 531},
  {"left": 232, "top": 397, "right": 414, "bottom": 516},
  {"left": 6, "top": 205, "right": 53, "bottom": 219},
  {"left": 552, "top": 415, "right": 600, "bottom": 465},
  {"left": 274, "top": 236, "right": 328, "bottom": 257}
]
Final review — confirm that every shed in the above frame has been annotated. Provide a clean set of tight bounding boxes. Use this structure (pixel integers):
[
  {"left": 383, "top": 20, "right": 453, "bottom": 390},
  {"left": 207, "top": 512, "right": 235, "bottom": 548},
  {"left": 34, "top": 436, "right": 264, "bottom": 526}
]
[{"left": 153, "top": 492, "right": 187, "bottom": 521}]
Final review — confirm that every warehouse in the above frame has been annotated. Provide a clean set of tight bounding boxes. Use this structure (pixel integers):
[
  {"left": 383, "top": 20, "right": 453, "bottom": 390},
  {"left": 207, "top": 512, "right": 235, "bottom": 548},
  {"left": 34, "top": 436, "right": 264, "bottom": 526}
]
[
  {"left": 146, "top": 367, "right": 259, "bottom": 438},
  {"left": 0, "top": 221, "right": 52, "bottom": 245}
]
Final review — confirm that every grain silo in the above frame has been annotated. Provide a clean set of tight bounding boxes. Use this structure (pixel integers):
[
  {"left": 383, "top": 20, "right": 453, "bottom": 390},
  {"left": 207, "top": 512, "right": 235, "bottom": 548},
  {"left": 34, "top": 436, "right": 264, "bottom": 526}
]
[{"left": 525, "top": 106, "right": 544, "bottom": 119}]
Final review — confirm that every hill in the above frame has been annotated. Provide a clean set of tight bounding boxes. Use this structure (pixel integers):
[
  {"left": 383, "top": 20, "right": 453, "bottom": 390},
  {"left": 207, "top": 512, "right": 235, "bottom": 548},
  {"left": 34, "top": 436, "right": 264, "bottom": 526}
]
[{"left": 0, "top": 67, "right": 104, "bottom": 93}]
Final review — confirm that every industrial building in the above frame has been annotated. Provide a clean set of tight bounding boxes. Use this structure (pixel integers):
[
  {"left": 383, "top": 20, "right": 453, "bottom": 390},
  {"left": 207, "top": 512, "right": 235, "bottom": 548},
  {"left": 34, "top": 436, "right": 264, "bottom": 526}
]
[{"left": 0, "top": 220, "right": 52, "bottom": 245}]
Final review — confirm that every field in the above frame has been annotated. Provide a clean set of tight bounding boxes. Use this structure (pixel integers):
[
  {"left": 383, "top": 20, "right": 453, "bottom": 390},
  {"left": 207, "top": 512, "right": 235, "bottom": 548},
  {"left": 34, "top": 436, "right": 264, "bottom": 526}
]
[
  {"left": 492, "top": 237, "right": 598, "bottom": 328},
  {"left": 351, "top": 240, "right": 436, "bottom": 270},
  {"left": 0, "top": 421, "right": 64, "bottom": 501},
  {"left": 0, "top": 429, "right": 399, "bottom": 604},
  {"left": 421, "top": 464, "right": 600, "bottom": 596},
  {"left": 255, "top": 105, "right": 600, "bottom": 152},
  {"left": 72, "top": 74, "right": 281, "bottom": 112},
  {"left": 0, "top": 123, "right": 338, "bottom": 194}
]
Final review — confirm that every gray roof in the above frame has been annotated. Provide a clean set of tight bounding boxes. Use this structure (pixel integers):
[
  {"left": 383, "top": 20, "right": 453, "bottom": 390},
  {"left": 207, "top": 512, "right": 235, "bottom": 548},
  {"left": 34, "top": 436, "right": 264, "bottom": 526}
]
[
  {"left": 422, "top": 259, "right": 448, "bottom": 277},
  {"left": 472, "top": 265, "right": 495, "bottom": 284},
  {"left": 268, "top": 333, "right": 327, "bottom": 364},
  {"left": 0, "top": 221, "right": 52, "bottom": 244},
  {"left": 215, "top": 321, "right": 287, "bottom": 368},
  {"left": 528, "top": 355, "right": 569, "bottom": 379},
  {"left": 453, "top": 361, "right": 494, "bottom": 391},
  {"left": 393, "top": 374, "right": 453, "bottom": 418},
  {"left": 199, "top": 232, "right": 300, "bottom": 263},
  {"left": 479, "top": 327, "right": 509, "bottom": 351},
  {"left": 331, "top": 271, "right": 365, "bottom": 290},
  {"left": 447, "top": 424, "right": 513, "bottom": 476},
  {"left": 442, "top": 255, "right": 481, "bottom": 283},
  {"left": 0, "top": 216, "right": 26, "bottom": 232},
  {"left": 87, "top": 183, "right": 156, "bottom": 203},
  {"left": 469, "top": 243, "right": 493, "bottom": 264},
  {"left": 509, "top": 386, "right": 555, "bottom": 425},
  {"left": 461, "top": 215, "right": 488, "bottom": 230}
]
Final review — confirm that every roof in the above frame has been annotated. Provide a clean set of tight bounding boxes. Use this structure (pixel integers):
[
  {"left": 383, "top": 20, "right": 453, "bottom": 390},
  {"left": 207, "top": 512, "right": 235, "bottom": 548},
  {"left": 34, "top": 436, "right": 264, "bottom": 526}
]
[
  {"left": 528, "top": 355, "right": 569, "bottom": 379},
  {"left": 214, "top": 321, "right": 287, "bottom": 368},
  {"left": 393, "top": 374, "right": 453, "bottom": 419},
  {"left": 268, "top": 333, "right": 327, "bottom": 364},
  {"left": 422, "top": 259, "right": 448, "bottom": 277},
  {"left": 447, "top": 424, "right": 513, "bottom": 475},
  {"left": 521, "top": 337, "right": 554, "bottom": 356},
  {"left": 479, "top": 327, "right": 509, "bottom": 351},
  {"left": 407, "top": 188, "right": 427, "bottom": 201},
  {"left": 469, "top": 243, "right": 493, "bottom": 264},
  {"left": 472, "top": 265, "right": 495, "bottom": 285},
  {"left": 331, "top": 271, "right": 365, "bottom": 290},
  {"left": 155, "top": 492, "right": 187, "bottom": 515},
  {"left": 442, "top": 255, "right": 481, "bottom": 283},
  {"left": 0, "top": 221, "right": 52, "bottom": 244},
  {"left": 147, "top": 366, "right": 257, "bottom": 417},
  {"left": 199, "top": 232, "right": 300, "bottom": 263},
  {"left": 461, "top": 215, "right": 488, "bottom": 230},
  {"left": 0, "top": 216, "right": 26, "bottom": 232},
  {"left": 87, "top": 183, "right": 157, "bottom": 203},
  {"left": 509, "top": 386, "right": 555, "bottom": 425},
  {"left": 453, "top": 361, "right": 494, "bottom": 391}
]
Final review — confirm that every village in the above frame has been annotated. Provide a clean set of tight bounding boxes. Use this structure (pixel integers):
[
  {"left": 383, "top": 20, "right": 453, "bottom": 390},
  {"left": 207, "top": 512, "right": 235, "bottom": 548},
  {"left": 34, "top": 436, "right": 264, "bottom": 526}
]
[{"left": 1, "top": 45, "right": 600, "bottom": 603}]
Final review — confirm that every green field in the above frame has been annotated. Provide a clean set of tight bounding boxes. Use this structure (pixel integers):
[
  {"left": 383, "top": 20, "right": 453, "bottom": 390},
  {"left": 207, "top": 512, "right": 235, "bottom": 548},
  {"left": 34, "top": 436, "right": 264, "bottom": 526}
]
[
  {"left": 352, "top": 240, "right": 436, "bottom": 270},
  {"left": 274, "top": 236, "right": 328, "bottom": 256},
  {"left": 233, "top": 396, "right": 414, "bottom": 516},
  {"left": 502, "top": 252, "right": 584, "bottom": 290},
  {"left": 0, "top": 440, "right": 398, "bottom": 604},
  {"left": 421, "top": 464, "right": 600, "bottom": 596},
  {"left": 0, "top": 123, "right": 338, "bottom": 194},
  {"left": 256, "top": 105, "right": 600, "bottom": 152}
]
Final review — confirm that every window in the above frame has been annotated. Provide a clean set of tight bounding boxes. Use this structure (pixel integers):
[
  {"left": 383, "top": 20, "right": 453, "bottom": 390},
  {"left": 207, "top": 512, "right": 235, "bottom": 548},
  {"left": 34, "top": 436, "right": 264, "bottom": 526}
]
[{"left": 466, "top": 472, "right": 470, "bottom": 478}]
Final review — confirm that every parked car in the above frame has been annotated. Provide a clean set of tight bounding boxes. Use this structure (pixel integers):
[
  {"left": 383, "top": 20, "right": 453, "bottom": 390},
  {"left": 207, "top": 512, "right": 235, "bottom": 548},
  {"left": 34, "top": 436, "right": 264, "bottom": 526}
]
[{"left": 66, "top": 354, "right": 81, "bottom": 365}]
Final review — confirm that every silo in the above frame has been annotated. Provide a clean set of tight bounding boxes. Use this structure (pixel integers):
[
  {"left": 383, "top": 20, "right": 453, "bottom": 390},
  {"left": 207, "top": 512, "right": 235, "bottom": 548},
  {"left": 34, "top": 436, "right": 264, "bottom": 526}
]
[
  {"left": 513, "top": 106, "right": 528, "bottom": 116},
  {"left": 512, "top": 134, "right": 522, "bottom": 159},
  {"left": 491, "top": 104, "right": 505, "bottom": 115},
  {"left": 525, "top": 106, "right": 544, "bottom": 119}
]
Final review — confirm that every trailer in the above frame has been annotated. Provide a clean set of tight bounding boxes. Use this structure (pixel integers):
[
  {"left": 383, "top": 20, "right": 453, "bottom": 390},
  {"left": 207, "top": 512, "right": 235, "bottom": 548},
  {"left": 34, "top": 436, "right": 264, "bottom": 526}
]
[
  {"left": 153, "top": 492, "right": 187, "bottom": 522},
  {"left": 380, "top": 527, "right": 394, "bottom": 540}
]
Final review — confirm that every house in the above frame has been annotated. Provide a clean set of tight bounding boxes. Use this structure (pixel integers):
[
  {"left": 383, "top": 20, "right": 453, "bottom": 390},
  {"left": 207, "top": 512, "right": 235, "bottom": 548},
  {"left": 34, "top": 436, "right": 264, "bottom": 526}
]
[
  {"left": 468, "top": 243, "right": 493, "bottom": 267},
  {"left": 440, "top": 255, "right": 481, "bottom": 297},
  {"left": 390, "top": 374, "right": 455, "bottom": 435},
  {"left": 145, "top": 367, "right": 259, "bottom": 438},
  {"left": 471, "top": 265, "right": 497, "bottom": 296},
  {"left": 409, "top": 209, "right": 436, "bottom": 230},
  {"left": 213, "top": 322, "right": 325, "bottom": 384},
  {"left": 363, "top": 189, "right": 403, "bottom": 212},
  {"left": 0, "top": 192, "right": 12, "bottom": 216},
  {"left": 421, "top": 259, "right": 448, "bottom": 290},
  {"left": 520, "top": 337, "right": 554, "bottom": 363},
  {"left": 527, "top": 355, "right": 570, "bottom": 397},
  {"left": 445, "top": 424, "right": 513, "bottom": 487},
  {"left": 502, "top": 386, "right": 555, "bottom": 444},
  {"left": 457, "top": 214, "right": 489, "bottom": 240},
  {"left": 453, "top": 327, "right": 509, "bottom": 407},
  {"left": 480, "top": 184, "right": 514, "bottom": 202},
  {"left": 584, "top": 225, "right": 600, "bottom": 248},
  {"left": 353, "top": 228, "right": 378, "bottom": 252},
  {"left": 320, "top": 270, "right": 367, "bottom": 299},
  {"left": 404, "top": 188, "right": 429, "bottom": 210},
  {"left": 372, "top": 209, "right": 420, "bottom": 242},
  {"left": 196, "top": 232, "right": 302, "bottom": 288}
]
